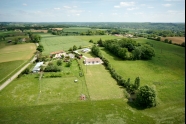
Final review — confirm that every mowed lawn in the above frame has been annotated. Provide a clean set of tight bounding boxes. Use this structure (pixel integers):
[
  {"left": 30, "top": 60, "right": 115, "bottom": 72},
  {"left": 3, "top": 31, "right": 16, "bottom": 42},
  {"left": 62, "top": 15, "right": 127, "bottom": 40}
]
[
  {"left": 40, "top": 34, "right": 120, "bottom": 55},
  {"left": 80, "top": 60, "right": 124, "bottom": 100}
]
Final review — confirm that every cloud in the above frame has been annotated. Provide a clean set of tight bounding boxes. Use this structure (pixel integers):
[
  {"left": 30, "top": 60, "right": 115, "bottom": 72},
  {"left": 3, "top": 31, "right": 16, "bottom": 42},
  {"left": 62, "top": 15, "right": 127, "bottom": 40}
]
[
  {"left": 22, "top": 3, "right": 27, "bottom": 6},
  {"left": 148, "top": 6, "right": 154, "bottom": 8},
  {"left": 164, "top": 0, "right": 183, "bottom": 1},
  {"left": 54, "top": 8, "right": 60, "bottom": 10},
  {"left": 112, "top": 13, "right": 118, "bottom": 15},
  {"left": 162, "top": 4, "right": 172, "bottom": 7},
  {"left": 114, "top": 6, "right": 120, "bottom": 8},
  {"left": 127, "top": 7, "right": 138, "bottom": 11},
  {"left": 133, "top": 12, "right": 144, "bottom": 15},
  {"left": 114, "top": 1, "right": 135, "bottom": 9},
  {"left": 76, "top": 14, "right": 80, "bottom": 16},
  {"left": 140, "top": 4, "right": 146, "bottom": 6},
  {"left": 120, "top": 2, "right": 135, "bottom": 7},
  {"left": 63, "top": 6, "right": 71, "bottom": 9}
]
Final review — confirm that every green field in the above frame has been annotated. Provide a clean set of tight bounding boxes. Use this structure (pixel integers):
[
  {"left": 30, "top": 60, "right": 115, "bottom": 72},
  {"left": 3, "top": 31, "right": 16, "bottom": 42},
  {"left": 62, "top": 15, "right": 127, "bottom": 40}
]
[
  {"left": 0, "top": 43, "right": 36, "bottom": 85},
  {"left": 63, "top": 27, "right": 93, "bottom": 33},
  {"left": 40, "top": 34, "right": 120, "bottom": 55},
  {"left": 0, "top": 36, "right": 185, "bottom": 123},
  {"left": 81, "top": 61, "right": 124, "bottom": 100}
]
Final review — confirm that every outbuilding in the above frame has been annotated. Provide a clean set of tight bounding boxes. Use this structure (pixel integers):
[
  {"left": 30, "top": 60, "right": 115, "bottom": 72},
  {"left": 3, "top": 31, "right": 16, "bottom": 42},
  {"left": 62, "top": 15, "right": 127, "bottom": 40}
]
[{"left": 32, "top": 62, "right": 44, "bottom": 73}]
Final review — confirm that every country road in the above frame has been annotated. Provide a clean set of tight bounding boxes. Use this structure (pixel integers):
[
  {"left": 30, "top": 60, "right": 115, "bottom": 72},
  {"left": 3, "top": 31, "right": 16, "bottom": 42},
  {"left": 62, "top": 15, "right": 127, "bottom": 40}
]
[{"left": 0, "top": 43, "right": 38, "bottom": 91}]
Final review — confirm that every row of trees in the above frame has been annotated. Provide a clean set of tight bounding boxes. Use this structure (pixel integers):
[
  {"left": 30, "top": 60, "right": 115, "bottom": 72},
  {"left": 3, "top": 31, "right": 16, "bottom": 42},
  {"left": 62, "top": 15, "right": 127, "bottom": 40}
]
[
  {"left": 91, "top": 45, "right": 156, "bottom": 108},
  {"left": 49, "top": 29, "right": 106, "bottom": 36},
  {"left": 28, "top": 33, "right": 41, "bottom": 43},
  {"left": 98, "top": 38, "right": 155, "bottom": 60}
]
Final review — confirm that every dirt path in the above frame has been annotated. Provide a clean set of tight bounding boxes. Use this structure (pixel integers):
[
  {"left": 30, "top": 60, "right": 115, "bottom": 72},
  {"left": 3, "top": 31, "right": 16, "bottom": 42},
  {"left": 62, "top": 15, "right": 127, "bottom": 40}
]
[{"left": 0, "top": 43, "right": 38, "bottom": 91}]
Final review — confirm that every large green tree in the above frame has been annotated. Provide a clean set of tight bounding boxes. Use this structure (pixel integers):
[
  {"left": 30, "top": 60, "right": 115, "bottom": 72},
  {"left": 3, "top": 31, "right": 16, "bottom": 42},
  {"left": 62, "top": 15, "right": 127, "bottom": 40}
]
[{"left": 136, "top": 85, "right": 156, "bottom": 108}]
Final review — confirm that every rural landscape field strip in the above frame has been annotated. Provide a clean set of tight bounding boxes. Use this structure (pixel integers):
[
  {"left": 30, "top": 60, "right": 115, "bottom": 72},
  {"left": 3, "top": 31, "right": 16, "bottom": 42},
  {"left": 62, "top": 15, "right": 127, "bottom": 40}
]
[{"left": 0, "top": 33, "right": 185, "bottom": 123}]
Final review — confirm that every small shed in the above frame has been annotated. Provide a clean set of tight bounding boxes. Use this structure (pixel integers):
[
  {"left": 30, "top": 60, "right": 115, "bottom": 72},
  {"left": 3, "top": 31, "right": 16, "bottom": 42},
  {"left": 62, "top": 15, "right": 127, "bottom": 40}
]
[{"left": 32, "top": 61, "right": 44, "bottom": 73}]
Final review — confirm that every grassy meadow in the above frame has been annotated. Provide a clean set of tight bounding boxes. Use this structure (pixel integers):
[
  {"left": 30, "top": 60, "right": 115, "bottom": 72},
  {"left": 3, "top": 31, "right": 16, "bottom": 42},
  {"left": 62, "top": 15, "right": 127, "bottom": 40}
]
[
  {"left": 0, "top": 35, "right": 185, "bottom": 123},
  {"left": 40, "top": 34, "right": 120, "bottom": 55},
  {"left": 80, "top": 60, "right": 124, "bottom": 100},
  {"left": 100, "top": 38, "right": 185, "bottom": 104},
  {"left": 0, "top": 43, "right": 36, "bottom": 85}
]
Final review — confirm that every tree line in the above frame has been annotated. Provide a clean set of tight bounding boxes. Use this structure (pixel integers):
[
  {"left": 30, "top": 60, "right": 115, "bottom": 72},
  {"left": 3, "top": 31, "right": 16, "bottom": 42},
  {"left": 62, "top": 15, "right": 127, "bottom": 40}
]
[
  {"left": 98, "top": 38, "right": 155, "bottom": 60},
  {"left": 91, "top": 44, "right": 156, "bottom": 108}
]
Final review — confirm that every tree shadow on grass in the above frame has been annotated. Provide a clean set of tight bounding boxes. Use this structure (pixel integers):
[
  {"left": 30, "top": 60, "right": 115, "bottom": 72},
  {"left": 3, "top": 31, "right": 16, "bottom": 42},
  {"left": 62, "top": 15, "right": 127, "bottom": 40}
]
[
  {"left": 127, "top": 101, "right": 146, "bottom": 110},
  {"left": 100, "top": 48, "right": 123, "bottom": 61}
]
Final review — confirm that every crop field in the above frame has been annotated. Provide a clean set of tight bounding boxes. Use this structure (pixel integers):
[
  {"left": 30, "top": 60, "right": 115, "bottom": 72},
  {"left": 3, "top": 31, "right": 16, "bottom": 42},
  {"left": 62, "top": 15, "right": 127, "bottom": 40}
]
[
  {"left": 0, "top": 43, "right": 36, "bottom": 85},
  {"left": 5, "top": 36, "right": 29, "bottom": 41},
  {"left": 0, "top": 43, "right": 36, "bottom": 62},
  {"left": 0, "top": 36, "right": 185, "bottom": 123},
  {"left": 63, "top": 27, "right": 92, "bottom": 33},
  {"left": 40, "top": 34, "right": 119, "bottom": 55},
  {"left": 161, "top": 37, "right": 185, "bottom": 44},
  {"left": 50, "top": 28, "right": 63, "bottom": 30}
]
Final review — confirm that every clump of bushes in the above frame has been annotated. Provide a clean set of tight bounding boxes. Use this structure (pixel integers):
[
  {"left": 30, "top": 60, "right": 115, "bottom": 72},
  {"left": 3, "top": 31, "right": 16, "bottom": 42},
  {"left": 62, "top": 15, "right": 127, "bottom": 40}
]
[
  {"left": 44, "top": 65, "right": 61, "bottom": 72},
  {"left": 43, "top": 72, "right": 62, "bottom": 78}
]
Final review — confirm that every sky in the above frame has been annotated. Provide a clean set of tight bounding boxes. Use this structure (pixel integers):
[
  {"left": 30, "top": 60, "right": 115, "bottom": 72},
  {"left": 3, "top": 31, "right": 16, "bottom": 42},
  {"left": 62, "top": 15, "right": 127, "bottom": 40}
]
[{"left": 0, "top": 0, "right": 185, "bottom": 22}]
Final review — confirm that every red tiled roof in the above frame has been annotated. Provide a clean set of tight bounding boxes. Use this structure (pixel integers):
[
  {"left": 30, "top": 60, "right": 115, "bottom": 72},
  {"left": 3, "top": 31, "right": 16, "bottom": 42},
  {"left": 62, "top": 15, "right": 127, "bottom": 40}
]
[{"left": 50, "top": 50, "right": 64, "bottom": 55}]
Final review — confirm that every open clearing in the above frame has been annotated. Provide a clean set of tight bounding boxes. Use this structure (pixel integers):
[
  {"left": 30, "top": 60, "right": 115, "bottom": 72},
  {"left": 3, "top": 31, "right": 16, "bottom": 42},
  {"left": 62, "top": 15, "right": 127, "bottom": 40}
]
[{"left": 161, "top": 37, "right": 185, "bottom": 44}]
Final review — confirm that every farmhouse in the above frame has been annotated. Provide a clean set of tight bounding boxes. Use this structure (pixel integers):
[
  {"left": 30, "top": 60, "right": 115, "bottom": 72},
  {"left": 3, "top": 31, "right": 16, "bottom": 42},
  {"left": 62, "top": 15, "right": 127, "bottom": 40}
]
[
  {"left": 32, "top": 62, "right": 44, "bottom": 73},
  {"left": 50, "top": 50, "right": 66, "bottom": 58},
  {"left": 83, "top": 58, "right": 103, "bottom": 65}
]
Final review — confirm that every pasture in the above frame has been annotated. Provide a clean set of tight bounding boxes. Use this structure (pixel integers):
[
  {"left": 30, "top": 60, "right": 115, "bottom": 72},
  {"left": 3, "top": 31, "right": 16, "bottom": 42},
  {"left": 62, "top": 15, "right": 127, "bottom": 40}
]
[
  {"left": 0, "top": 36, "right": 185, "bottom": 123},
  {"left": 80, "top": 60, "right": 124, "bottom": 100},
  {"left": 100, "top": 38, "right": 185, "bottom": 104},
  {"left": 0, "top": 43, "right": 36, "bottom": 85},
  {"left": 24, "top": 29, "right": 48, "bottom": 33},
  {"left": 63, "top": 27, "right": 92, "bottom": 33},
  {"left": 40, "top": 34, "right": 119, "bottom": 55},
  {"left": 161, "top": 37, "right": 185, "bottom": 44}
]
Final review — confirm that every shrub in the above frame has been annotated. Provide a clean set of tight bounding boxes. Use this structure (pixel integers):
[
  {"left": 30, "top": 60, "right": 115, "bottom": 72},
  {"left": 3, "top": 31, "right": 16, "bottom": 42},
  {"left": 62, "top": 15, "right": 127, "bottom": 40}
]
[{"left": 136, "top": 85, "right": 156, "bottom": 108}]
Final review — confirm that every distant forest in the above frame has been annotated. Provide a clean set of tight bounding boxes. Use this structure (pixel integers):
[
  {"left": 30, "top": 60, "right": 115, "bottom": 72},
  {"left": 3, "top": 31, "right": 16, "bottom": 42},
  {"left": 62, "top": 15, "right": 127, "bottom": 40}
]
[{"left": 0, "top": 22, "right": 185, "bottom": 31}]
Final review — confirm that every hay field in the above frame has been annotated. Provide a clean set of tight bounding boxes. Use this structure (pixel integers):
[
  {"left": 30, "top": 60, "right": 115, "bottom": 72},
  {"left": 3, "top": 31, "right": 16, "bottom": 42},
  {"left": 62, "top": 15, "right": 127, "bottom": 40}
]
[
  {"left": 24, "top": 29, "right": 48, "bottom": 33},
  {"left": 0, "top": 43, "right": 36, "bottom": 63},
  {"left": 50, "top": 28, "right": 63, "bottom": 30},
  {"left": 161, "top": 37, "right": 185, "bottom": 44}
]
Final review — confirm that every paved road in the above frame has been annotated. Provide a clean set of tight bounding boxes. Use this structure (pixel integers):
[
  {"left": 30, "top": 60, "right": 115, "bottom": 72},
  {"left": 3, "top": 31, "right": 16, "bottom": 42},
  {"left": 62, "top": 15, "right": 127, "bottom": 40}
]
[{"left": 0, "top": 43, "right": 38, "bottom": 91}]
